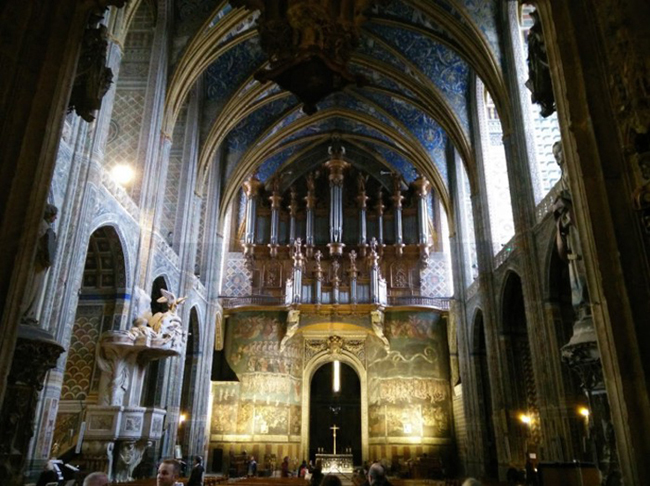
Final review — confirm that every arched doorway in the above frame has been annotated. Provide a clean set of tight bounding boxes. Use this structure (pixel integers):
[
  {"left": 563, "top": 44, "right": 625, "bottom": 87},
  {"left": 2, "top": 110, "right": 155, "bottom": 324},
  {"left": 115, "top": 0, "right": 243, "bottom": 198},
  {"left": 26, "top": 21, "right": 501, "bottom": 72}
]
[
  {"left": 179, "top": 307, "right": 201, "bottom": 455},
  {"left": 309, "top": 361, "right": 361, "bottom": 465},
  {"left": 301, "top": 349, "right": 368, "bottom": 465},
  {"left": 53, "top": 225, "right": 126, "bottom": 457},
  {"left": 473, "top": 309, "right": 498, "bottom": 478},
  {"left": 501, "top": 271, "right": 538, "bottom": 467}
]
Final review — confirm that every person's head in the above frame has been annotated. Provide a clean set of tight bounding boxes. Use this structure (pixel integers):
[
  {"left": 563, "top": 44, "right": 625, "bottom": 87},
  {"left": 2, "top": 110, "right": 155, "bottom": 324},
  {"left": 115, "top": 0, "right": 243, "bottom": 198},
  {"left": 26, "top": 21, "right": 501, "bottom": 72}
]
[
  {"left": 321, "top": 474, "right": 343, "bottom": 486},
  {"left": 368, "top": 462, "right": 386, "bottom": 485},
  {"left": 462, "top": 479, "right": 482, "bottom": 486},
  {"left": 83, "top": 472, "right": 109, "bottom": 486},
  {"left": 157, "top": 459, "right": 181, "bottom": 486},
  {"left": 194, "top": 455, "right": 203, "bottom": 465}
]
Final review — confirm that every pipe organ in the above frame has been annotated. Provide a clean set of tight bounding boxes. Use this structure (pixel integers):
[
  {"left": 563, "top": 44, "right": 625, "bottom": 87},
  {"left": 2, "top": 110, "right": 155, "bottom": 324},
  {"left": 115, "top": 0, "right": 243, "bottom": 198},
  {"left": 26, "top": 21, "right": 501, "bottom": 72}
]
[{"left": 237, "top": 145, "right": 443, "bottom": 305}]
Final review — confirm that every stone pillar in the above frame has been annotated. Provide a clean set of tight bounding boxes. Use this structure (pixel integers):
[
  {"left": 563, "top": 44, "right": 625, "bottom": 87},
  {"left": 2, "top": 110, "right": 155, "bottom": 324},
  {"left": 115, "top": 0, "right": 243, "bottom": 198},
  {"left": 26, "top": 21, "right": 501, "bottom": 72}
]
[
  {"left": 553, "top": 141, "right": 620, "bottom": 482},
  {"left": 391, "top": 173, "right": 405, "bottom": 257},
  {"left": 325, "top": 144, "right": 349, "bottom": 257},
  {"left": 304, "top": 173, "right": 316, "bottom": 257},
  {"left": 242, "top": 175, "right": 262, "bottom": 260},
  {"left": 288, "top": 186, "right": 298, "bottom": 245},
  {"left": 413, "top": 175, "right": 432, "bottom": 265},
  {"left": 0, "top": 326, "right": 64, "bottom": 486},
  {"left": 268, "top": 177, "right": 282, "bottom": 258},
  {"left": 357, "top": 174, "right": 369, "bottom": 254}
]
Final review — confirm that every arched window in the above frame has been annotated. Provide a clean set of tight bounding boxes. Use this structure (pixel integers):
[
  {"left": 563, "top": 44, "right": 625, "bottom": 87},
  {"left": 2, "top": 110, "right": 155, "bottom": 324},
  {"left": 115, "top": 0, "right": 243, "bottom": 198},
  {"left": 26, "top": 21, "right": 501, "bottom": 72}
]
[{"left": 476, "top": 79, "right": 515, "bottom": 254}]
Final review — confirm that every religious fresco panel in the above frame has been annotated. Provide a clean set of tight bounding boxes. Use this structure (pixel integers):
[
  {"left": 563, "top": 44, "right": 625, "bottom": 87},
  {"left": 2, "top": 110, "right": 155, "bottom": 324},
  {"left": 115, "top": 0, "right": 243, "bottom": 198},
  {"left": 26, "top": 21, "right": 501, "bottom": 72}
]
[
  {"left": 367, "top": 310, "right": 451, "bottom": 440},
  {"left": 218, "top": 311, "right": 303, "bottom": 440}
]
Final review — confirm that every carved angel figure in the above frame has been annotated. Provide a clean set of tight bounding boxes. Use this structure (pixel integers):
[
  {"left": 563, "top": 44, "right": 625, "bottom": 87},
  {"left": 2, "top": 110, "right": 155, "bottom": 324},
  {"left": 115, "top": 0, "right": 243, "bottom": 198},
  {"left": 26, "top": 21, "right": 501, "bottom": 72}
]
[{"left": 147, "top": 289, "right": 187, "bottom": 348}]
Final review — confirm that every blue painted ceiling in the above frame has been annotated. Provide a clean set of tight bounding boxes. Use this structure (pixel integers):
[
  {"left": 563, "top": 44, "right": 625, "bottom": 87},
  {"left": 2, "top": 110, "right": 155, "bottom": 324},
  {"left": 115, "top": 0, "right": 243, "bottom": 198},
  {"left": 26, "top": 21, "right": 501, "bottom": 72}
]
[{"left": 190, "top": 0, "right": 503, "bottom": 194}]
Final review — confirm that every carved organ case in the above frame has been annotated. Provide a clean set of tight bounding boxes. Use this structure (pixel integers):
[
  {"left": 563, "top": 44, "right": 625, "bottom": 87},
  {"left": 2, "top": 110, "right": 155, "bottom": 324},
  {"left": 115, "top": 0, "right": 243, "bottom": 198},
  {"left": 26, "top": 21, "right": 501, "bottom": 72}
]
[{"left": 237, "top": 143, "right": 443, "bottom": 304}]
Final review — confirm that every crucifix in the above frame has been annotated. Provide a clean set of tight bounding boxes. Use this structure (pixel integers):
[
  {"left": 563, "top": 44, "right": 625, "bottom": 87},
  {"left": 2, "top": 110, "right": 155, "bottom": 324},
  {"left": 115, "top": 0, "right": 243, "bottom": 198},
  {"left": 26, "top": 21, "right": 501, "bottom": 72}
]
[{"left": 330, "top": 424, "right": 339, "bottom": 455}]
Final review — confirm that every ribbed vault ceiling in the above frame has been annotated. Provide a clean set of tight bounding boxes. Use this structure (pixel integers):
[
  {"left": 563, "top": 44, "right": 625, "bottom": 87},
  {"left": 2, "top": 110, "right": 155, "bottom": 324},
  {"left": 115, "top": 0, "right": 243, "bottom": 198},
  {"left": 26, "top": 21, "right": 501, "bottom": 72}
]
[{"left": 164, "top": 0, "right": 509, "bottom": 221}]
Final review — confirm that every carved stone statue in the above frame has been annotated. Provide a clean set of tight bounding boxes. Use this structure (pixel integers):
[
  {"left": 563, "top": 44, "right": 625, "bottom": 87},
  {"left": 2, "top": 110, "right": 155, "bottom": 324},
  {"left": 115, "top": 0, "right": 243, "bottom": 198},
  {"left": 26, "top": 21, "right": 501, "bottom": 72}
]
[
  {"left": 21, "top": 204, "right": 58, "bottom": 324},
  {"left": 280, "top": 309, "right": 300, "bottom": 352},
  {"left": 525, "top": 9, "right": 555, "bottom": 117},
  {"left": 147, "top": 289, "right": 187, "bottom": 348},
  {"left": 370, "top": 310, "right": 389, "bottom": 350},
  {"left": 68, "top": 23, "right": 113, "bottom": 122},
  {"left": 552, "top": 142, "right": 589, "bottom": 318},
  {"left": 291, "top": 238, "right": 306, "bottom": 270},
  {"left": 114, "top": 440, "right": 151, "bottom": 482}
]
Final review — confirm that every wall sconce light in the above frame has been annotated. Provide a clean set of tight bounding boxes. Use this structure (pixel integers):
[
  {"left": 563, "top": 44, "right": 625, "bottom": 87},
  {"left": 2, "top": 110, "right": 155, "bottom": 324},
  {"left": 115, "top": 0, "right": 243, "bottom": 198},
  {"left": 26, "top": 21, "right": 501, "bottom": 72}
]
[
  {"left": 519, "top": 413, "right": 532, "bottom": 425},
  {"left": 179, "top": 413, "right": 187, "bottom": 424},
  {"left": 578, "top": 407, "right": 590, "bottom": 418}
]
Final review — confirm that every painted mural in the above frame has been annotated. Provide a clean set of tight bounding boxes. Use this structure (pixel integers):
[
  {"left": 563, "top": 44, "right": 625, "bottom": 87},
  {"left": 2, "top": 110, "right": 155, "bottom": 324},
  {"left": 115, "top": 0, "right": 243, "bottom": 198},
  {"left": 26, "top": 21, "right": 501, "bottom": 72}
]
[
  {"left": 211, "top": 311, "right": 302, "bottom": 441},
  {"left": 367, "top": 310, "right": 451, "bottom": 441}
]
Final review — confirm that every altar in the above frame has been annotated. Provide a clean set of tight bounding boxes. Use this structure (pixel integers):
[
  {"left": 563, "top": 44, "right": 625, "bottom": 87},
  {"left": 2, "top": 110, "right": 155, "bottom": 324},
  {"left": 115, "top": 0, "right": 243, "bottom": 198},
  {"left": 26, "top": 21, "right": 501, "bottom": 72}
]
[
  {"left": 315, "top": 424, "right": 354, "bottom": 473},
  {"left": 316, "top": 453, "right": 354, "bottom": 474}
]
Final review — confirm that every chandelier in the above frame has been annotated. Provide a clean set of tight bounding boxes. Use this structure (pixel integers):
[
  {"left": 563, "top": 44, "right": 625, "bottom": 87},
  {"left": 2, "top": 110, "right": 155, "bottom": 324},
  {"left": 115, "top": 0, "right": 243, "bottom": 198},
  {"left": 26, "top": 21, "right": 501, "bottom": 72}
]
[{"left": 232, "top": 0, "right": 382, "bottom": 114}]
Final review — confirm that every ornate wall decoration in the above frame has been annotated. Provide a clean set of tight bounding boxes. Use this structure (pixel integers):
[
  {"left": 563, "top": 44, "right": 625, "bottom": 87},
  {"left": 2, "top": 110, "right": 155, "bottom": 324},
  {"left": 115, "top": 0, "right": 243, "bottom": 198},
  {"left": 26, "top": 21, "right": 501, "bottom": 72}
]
[
  {"left": 231, "top": 0, "right": 381, "bottom": 114},
  {"left": 60, "top": 315, "right": 102, "bottom": 400}
]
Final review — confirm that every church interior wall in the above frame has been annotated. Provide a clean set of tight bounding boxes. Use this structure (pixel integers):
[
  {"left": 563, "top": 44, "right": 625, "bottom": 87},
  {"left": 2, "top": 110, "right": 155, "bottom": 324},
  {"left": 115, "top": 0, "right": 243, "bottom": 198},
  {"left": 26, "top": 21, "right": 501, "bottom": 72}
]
[{"left": 2, "top": 1, "right": 649, "bottom": 484}]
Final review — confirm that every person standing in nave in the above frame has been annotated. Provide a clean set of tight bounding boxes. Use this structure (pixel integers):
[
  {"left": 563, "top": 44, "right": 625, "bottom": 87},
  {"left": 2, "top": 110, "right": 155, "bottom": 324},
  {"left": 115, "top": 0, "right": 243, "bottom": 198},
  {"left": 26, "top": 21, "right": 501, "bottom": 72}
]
[
  {"left": 309, "top": 460, "right": 324, "bottom": 486},
  {"left": 281, "top": 456, "right": 291, "bottom": 477},
  {"left": 247, "top": 455, "right": 257, "bottom": 477},
  {"left": 187, "top": 456, "right": 205, "bottom": 486}
]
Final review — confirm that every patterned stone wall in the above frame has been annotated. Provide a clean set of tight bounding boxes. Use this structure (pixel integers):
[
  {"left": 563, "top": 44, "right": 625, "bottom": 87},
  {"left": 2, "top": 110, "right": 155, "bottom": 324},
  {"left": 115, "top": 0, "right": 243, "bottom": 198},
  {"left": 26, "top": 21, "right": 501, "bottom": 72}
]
[
  {"left": 60, "top": 308, "right": 103, "bottom": 401},
  {"left": 161, "top": 104, "right": 188, "bottom": 243},
  {"left": 221, "top": 253, "right": 252, "bottom": 297},
  {"left": 367, "top": 310, "right": 452, "bottom": 461},
  {"left": 420, "top": 252, "right": 452, "bottom": 297},
  {"left": 104, "top": 2, "right": 154, "bottom": 198}
]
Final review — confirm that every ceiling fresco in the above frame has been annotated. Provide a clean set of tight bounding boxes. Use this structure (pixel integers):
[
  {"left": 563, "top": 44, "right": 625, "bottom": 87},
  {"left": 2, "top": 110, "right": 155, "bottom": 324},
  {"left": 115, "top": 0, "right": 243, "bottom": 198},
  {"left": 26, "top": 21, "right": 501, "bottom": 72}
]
[{"left": 169, "top": 0, "right": 504, "bottom": 208}]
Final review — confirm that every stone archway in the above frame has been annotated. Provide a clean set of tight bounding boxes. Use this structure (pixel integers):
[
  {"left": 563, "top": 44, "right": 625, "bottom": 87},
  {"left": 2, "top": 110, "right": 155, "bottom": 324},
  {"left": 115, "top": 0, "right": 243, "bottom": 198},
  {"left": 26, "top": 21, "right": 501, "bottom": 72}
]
[{"left": 301, "top": 337, "right": 369, "bottom": 464}]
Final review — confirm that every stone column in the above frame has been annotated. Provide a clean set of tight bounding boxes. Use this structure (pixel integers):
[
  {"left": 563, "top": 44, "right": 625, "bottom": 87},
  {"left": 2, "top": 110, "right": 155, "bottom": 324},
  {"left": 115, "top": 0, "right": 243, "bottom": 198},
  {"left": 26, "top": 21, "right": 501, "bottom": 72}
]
[
  {"left": 325, "top": 144, "right": 349, "bottom": 257},
  {"left": 288, "top": 186, "right": 298, "bottom": 245},
  {"left": 268, "top": 177, "right": 282, "bottom": 258},
  {"left": 553, "top": 142, "right": 619, "bottom": 481},
  {"left": 242, "top": 175, "right": 262, "bottom": 260},
  {"left": 304, "top": 173, "right": 316, "bottom": 257},
  {"left": 0, "top": 326, "right": 64, "bottom": 486},
  {"left": 413, "top": 175, "right": 432, "bottom": 265},
  {"left": 391, "top": 173, "right": 405, "bottom": 256},
  {"left": 357, "top": 174, "right": 369, "bottom": 255}
]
